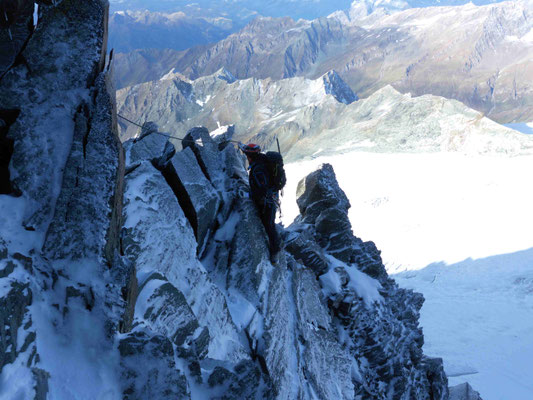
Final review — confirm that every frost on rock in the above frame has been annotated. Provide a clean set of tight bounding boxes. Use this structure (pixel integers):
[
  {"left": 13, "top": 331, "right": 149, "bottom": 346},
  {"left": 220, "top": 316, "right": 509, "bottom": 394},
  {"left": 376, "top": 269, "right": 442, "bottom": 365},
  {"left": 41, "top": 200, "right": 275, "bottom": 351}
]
[
  {"left": 122, "top": 149, "right": 248, "bottom": 366},
  {"left": 169, "top": 146, "right": 221, "bottom": 255},
  {"left": 0, "top": 1, "right": 472, "bottom": 396},
  {"left": 0, "top": 0, "right": 34, "bottom": 76},
  {"left": 124, "top": 121, "right": 176, "bottom": 171},
  {"left": 286, "top": 163, "right": 450, "bottom": 399},
  {"left": 0, "top": 0, "right": 109, "bottom": 233},
  {"left": 0, "top": 1, "right": 131, "bottom": 398}
]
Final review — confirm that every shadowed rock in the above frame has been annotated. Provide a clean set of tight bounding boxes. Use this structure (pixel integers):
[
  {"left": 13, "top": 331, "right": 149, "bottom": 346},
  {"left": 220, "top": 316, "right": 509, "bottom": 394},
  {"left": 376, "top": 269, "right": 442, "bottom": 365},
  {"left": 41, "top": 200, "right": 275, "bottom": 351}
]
[{"left": 119, "top": 331, "right": 190, "bottom": 399}]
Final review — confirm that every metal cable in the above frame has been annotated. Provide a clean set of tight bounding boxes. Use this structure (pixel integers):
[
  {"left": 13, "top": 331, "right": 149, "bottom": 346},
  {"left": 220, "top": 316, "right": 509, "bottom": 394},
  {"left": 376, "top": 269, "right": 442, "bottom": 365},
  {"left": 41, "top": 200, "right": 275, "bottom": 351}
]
[{"left": 117, "top": 113, "right": 241, "bottom": 144}]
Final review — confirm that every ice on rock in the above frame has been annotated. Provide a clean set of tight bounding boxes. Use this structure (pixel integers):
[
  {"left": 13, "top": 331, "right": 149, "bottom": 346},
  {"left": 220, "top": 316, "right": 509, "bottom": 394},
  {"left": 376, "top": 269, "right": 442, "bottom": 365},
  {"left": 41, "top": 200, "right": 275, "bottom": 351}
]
[{"left": 292, "top": 268, "right": 354, "bottom": 399}]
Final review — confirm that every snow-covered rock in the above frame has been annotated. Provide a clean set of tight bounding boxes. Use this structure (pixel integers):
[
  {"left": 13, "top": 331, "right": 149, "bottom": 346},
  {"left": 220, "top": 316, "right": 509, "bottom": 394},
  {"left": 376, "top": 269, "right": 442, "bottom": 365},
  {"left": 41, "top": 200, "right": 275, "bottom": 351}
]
[{"left": 0, "top": 2, "right": 479, "bottom": 398}]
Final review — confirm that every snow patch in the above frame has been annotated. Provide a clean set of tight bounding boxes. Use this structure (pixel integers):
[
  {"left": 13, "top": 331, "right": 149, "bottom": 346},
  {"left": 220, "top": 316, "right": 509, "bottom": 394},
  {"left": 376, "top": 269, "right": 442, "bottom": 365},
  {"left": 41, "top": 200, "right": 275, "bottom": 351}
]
[{"left": 320, "top": 254, "right": 383, "bottom": 307}]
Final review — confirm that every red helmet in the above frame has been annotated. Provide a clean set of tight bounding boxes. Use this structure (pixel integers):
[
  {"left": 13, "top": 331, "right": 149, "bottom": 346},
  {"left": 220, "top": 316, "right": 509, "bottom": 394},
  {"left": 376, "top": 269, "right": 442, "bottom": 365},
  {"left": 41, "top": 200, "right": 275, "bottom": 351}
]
[{"left": 241, "top": 143, "right": 261, "bottom": 154}]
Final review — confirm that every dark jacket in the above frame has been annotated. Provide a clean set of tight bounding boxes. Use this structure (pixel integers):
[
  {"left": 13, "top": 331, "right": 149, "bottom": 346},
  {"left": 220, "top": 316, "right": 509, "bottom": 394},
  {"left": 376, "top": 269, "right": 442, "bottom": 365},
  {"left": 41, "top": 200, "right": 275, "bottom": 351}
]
[{"left": 249, "top": 153, "right": 275, "bottom": 208}]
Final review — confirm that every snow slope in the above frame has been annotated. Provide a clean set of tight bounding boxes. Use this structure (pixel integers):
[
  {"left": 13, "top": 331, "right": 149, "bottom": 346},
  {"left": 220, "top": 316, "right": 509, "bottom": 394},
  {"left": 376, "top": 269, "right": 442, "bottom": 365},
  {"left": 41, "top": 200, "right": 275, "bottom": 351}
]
[
  {"left": 395, "top": 249, "right": 533, "bottom": 400},
  {"left": 281, "top": 151, "right": 533, "bottom": 400}
]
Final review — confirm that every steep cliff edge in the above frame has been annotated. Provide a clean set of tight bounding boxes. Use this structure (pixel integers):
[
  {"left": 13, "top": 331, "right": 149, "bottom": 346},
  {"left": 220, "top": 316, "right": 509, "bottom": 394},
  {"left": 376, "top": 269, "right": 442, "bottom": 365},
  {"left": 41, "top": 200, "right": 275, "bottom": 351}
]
[
  {"left": 0, "top": 2, "right": 479, "bottom": 399},
  {"left": 118, "top": 121, "right": 452, "bottom": 399}
]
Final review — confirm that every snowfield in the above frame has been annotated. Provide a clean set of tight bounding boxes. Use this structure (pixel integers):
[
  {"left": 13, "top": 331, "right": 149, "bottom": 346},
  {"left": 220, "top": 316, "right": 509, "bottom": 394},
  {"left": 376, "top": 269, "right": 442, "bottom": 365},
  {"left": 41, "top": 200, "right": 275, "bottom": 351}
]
[{"left": 281, "top": 151, "right": 533, "bottom": 400}]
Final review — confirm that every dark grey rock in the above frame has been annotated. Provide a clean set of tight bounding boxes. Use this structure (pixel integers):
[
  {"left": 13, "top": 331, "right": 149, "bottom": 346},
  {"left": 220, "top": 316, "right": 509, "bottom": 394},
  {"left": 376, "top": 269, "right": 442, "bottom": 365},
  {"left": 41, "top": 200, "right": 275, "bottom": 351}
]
[
  {"left": 292, "top": 268, "right": 354, "bottom": 399},
  {"left": 284, "top": 227, "right": 329, "bottom": 275},
  {"left": 263, "top": 262, "right": 297, "bottom": 397},
  {"left": 204, "top": 359, "right": 271, "bottom": 400},
  {"left": 323, "top": 70, "right": 358, "bottom": 104},
  {"left": 194, "top": 326, "right": 210, "bottom": 360},
  {"left": 123, "top": 161, "right": 247, "bottom": 364},
  {"left": 169, "top": 146, "right": 221, "bottom": 254},
  {"left": 208, "top": 366, "right": 235, "bottom": 387},
  {"left": 314, "top": 207, "right": 355, "bottom": 262},
  {"left": 119, "top": 331, "right": 190, "bottom": 399},
  {"left": 122, "top": 161, "right": 198, "bottom": 283},
  {"left": 0, "top": 260, "right": 16, "bottom": 278},
  {"left": 0, "top": 0, "right": 34, "bottom": 76},
  {"left": 423, "top": 357, "right": 450, "bottom": 400},
  {"left": 296, "top": 163, "right": 350, "bottom": 224},
  {"left": 124, "top": 122, "right": 176, "bottom": 172},
  {"left": 449, "top": 382, "right": 483, "bottom": 400},
  {"left": 182, "top": 126, "right": 236, "bottom": 223},
  {"left": 182, "top": 126, "right": 226, "bottom": 189},
  {"left": 227, "top": 199, "right": 271, "bottom": 305},
  {"left": 0, "top": 238, "right": 7, "bottom": 259},
  {"left": 119, "top": 257, "right": 138, "bottom": 334},
  {"left": 32, "top": 367, "right": 51, "bottom": 400},
  {"left": 12, "top": 252, "right": 32, "bottom": 272},
  {"left": 0, "top": 282, "right": 33, "bottom": 373}
]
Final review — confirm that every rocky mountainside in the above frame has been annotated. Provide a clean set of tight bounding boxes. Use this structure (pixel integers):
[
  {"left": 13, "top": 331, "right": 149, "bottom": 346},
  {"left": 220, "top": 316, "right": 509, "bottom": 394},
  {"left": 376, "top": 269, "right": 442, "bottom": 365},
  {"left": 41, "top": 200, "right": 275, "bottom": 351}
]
[
  {"left": 114, "top": 0, "right": 533, "bottom": 123},
  {"left": 0, "top": 1, "right": 482, "bottom": 399},
  {"left": 116, "top": 69, "right": 533, "bottom": 163}
]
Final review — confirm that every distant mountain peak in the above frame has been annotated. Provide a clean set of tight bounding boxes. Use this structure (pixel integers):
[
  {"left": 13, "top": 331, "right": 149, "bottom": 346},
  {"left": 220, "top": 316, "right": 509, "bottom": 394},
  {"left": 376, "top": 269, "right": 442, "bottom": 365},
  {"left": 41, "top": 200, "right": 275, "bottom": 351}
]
[{"left": 322, "top": 70, "right": 359, "bottom": 104}]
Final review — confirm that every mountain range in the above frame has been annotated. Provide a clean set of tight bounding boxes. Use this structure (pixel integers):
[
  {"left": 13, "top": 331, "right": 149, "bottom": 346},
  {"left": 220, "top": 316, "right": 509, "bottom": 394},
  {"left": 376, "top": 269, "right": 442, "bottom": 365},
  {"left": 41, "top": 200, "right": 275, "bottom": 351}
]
[
  {"left": 116, "top": 67, "right": 533, "bottom": 162},
  {"left": 113, "top": 0, "right": 533, "bottom": 124},
  {"left": 109, "top": 10, "right": 238, "bottom": 53}
]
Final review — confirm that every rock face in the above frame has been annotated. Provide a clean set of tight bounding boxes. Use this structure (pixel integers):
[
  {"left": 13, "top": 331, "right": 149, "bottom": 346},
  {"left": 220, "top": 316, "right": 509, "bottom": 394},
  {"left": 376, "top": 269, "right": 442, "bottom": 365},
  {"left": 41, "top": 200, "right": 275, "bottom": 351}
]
[
  {"left": 288, "top": 164, "right": 448, "bottom": 398},
  {"left": 0, "top": 1, "right": 127, "bottom": 398},
  {"left": 0, "top": 2, "right": 480, "bottom": 399}
]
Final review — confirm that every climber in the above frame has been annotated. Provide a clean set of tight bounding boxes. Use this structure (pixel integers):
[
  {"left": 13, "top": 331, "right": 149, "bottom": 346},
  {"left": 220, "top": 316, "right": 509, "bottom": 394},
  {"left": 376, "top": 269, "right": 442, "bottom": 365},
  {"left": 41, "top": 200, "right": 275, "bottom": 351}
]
[{"left": 240, "top": 143, "right": 282, "bottom": 263}]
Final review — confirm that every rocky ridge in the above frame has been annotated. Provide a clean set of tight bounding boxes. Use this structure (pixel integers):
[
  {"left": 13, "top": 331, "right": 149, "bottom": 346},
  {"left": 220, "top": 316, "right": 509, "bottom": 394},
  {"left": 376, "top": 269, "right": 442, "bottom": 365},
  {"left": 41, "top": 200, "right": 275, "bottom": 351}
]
[
  {"left": 117, "top": 69, "right": 533, "bottom": 163},
  {"left": 1, "top": 1, "right": 480, "bottom": 399}
]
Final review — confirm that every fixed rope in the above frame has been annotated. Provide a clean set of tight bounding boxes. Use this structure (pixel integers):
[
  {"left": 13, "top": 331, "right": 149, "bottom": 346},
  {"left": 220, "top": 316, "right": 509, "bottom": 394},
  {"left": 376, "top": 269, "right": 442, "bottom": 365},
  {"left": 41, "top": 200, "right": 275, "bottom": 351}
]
[{"left": 117, "top": 113, "right": 241, "bottom": 144}]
